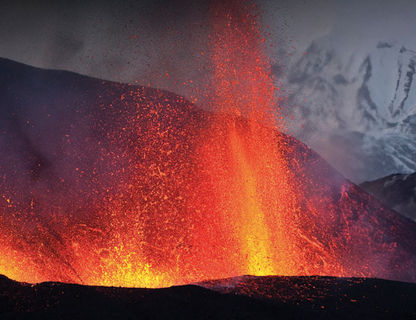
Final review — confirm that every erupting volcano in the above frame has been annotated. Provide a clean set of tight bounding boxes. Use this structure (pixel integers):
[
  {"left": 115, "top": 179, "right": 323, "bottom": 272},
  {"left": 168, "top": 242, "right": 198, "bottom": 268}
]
[{"left": 0, "top": 0, "right": 415, "bottom": 289}]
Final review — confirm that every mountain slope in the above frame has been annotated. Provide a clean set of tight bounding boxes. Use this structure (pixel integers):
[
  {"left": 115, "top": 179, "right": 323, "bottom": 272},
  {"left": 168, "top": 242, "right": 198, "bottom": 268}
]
[
  {"left": 0, "top": 58, "right": 415, "bottom": 286},
  {"left": 360, "top": 172, "right": 416, "bottom": 221}
]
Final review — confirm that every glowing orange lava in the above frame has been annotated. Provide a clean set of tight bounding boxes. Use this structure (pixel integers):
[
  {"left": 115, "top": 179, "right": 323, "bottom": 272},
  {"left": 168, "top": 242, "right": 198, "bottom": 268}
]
[
  {"left": 0, "top": 0, "right": 415, "bottom": 287},
  {"left": 201, "top": 0, "right": 297, "bottom": 276}
]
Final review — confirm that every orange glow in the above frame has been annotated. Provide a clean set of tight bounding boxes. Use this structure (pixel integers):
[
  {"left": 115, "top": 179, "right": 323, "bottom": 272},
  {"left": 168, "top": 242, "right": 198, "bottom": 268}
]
[
  {"left": 0, "top": 0, "right": 415, "bottom": 287},
  {"left": 202, "top": 0, "right": 296, "bottom": 276},
  {"left": 228, "top": 126, "right": 275, "bottom": 275}
]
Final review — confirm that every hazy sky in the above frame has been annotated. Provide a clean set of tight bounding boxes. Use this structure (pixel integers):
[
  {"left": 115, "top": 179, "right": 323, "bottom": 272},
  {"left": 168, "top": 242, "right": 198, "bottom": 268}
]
[{"left": 1, "top": 0, "right": 416, "bottom": 100}]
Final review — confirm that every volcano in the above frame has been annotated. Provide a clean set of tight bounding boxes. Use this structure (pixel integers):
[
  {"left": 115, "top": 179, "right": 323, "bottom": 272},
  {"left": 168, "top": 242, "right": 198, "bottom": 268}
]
[{"left": 0, "top": 57, "right": 416, "bottom": 287}]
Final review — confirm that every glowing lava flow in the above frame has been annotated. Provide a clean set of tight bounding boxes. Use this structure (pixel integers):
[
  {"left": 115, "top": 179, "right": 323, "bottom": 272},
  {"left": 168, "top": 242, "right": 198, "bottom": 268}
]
[
  {"left": 228, "top": 126, "right": 275, "bottom": 276},
  {"left": 0, "top": 0, "right": 416, "bottom": 287}
]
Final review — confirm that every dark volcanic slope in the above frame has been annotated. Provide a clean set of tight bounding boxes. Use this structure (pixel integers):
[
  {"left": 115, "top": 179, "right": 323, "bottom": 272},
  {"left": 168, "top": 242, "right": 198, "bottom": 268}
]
[
  {"left": 0, "top": 57, "right": 416, "bottom": 285},
  {"left": 0, "top": 275, "right": 415, "bottom": 320},
  {"left": 360, "top": 172, "right": 416, "bottom": 222}
]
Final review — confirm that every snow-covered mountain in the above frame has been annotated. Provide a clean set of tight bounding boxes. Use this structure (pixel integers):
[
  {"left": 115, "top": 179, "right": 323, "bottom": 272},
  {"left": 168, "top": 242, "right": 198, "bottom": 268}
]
[
  {"left": 279, "top": 38, "right": 416, "bottom": 183},
  {"left": 360, "top": 172, "right": 416, "bottom": 222}
]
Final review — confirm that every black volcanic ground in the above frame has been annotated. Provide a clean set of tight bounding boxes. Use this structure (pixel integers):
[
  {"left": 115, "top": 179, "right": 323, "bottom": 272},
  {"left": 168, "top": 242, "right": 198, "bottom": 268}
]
[{"left": 0, "top": 275, "right": 415, "bottom": 319}]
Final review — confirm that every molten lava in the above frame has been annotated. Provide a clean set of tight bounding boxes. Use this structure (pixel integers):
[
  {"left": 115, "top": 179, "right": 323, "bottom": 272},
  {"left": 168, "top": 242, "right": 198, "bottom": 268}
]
[{"left": 0, "top": 0, "right": 415, "bottom": 287}]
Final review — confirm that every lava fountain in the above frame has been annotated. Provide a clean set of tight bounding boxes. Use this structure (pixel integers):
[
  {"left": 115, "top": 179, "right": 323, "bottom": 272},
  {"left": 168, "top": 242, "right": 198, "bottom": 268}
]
[
  {"left": 0, "top": 1, "right": 415, "bottom": 287},
  {"left": 192, "top": 1, "right": 299, "bottom": 277}
]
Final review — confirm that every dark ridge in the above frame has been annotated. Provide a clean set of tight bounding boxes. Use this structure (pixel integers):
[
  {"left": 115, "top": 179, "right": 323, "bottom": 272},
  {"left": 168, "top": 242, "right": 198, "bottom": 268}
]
[
  {"left": 360, "top": 172, "right": 416, "bottom": 221},
  {"left": 0, "top": 275, "right": 415, "bottom": 319}
]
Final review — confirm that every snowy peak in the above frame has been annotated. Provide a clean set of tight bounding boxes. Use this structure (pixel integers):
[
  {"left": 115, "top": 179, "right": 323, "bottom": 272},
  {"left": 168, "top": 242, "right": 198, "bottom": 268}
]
[
  {"left": 289, "top": 39, "right": 416, "bottom": 130},
  {"left": 280, "top": 39, "right": 416, "bottom": 182},
  {"left": 360, "top": 43, "right": 416, "bottom": 125}
]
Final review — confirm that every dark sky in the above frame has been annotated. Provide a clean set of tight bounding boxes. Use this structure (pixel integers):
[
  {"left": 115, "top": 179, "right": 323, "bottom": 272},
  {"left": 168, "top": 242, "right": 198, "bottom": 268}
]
[
  {"left": 0, "top": 0, "right": 211, "bottom": 100},
  {"left": 0, "top": 0, "right": 324, "bottom": 100},
  {"left": 1, "top": 0, "right": 416, "bottom": 101}
]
